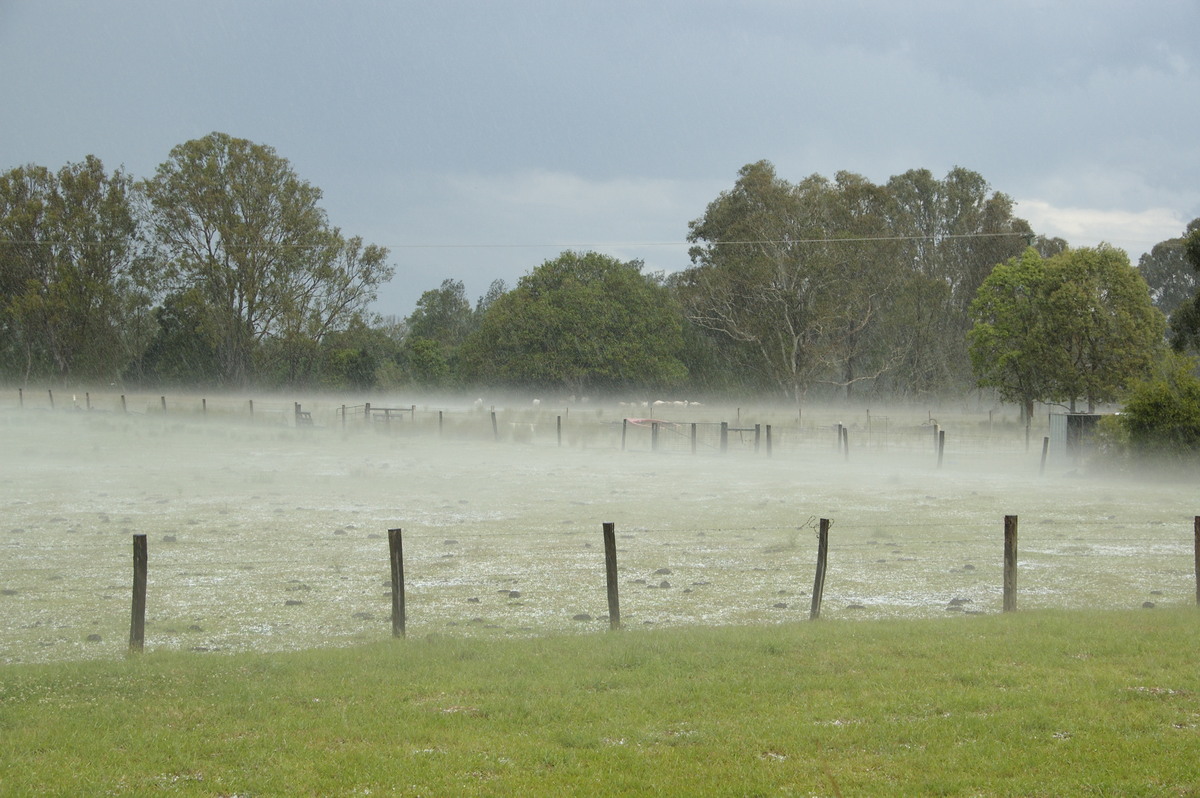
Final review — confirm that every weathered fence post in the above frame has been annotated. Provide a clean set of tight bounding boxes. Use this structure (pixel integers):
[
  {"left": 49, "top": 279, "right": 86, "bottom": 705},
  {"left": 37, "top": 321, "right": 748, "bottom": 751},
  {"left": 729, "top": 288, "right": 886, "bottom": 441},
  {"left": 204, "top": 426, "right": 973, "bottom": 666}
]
[
  {"left": 490, "top": 410, "right": 499, "bottom": 441},
  {"left": 691, "top": 422, "right": 698, "bottom": 455},
  {"left": 810, "top": 519, "right": 830, "bottom": 620},
  {"left": 388, "top": 528, "right": 406, "bottom": 638},
  {"left": 842, "top": 428, "right": 850, "bottom": 462},
  {"left": 160, "top": 395, "right": 166, "bottom": 413},
  {"left": 1194, "top": 516, "right": 1200, "bottom": 607},
  {"left": 48, "top": 389, "right": 54, "bottom": 409},
  {"left": 130, "top": 534, "right": 147, "bottom": 653},
  {"left": 720, "top": 421, "right": 729, "bottom": 453},
  {"left": 557, "top": 415, "right": 562, "bottom": 447},
  {"left": 621, "top": 418, "right": 628, "bottom": 451},
  {"left": 603, "top": 522, "right": 621, "bottom": 630},
  {"left": 85, "top": 392, "right": 91, "bottom": 411},
  {"left": 937, "top": 430, "right": 945, "bottom": 468},
  {"left": 121, "top": 394, "right": 127, "bottom": 413},
  {"left": 1039, "top": 436, "right": 1050, "bottom": 475},
  {"left": 18, "top": 388, "right": 23, "bottom": 408},
  {"left": 364, "top": 402, "right": 371, "bottom": 423},
  {"left": 1004, "top": 515, "right": 1018, "bottom": 612},
  {"left": 202, "top": 398, "right": 207, "bottom": 416},
  {"left": 754, "top": 423, "right": 761, "bottom": 453},
  {"left": 765, "top": 424, "right": 772, "bottom": 457},
  {"left": 651, "top": 422, "right": 660, "bottom": 452},
  {"left": 248, "top": 399, "right": 254, "bottom": 420}
]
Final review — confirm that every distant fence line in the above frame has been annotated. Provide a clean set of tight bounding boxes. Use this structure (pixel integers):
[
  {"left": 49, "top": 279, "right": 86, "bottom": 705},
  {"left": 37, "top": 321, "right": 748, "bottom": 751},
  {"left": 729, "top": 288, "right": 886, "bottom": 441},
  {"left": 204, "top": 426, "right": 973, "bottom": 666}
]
[
  {"left": 9, "top": 388, "right": 1049, "bottom": 462},
  {"left": 124, "top": 515, "right": 1200, "bottom": 653}
]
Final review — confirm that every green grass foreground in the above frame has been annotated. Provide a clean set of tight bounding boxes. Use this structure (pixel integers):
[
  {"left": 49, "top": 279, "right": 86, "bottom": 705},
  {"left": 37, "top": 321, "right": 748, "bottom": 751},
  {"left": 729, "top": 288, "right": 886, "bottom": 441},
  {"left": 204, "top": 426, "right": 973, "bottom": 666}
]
[{"left": 3, "top": 610, "right": 1200, "bottom": 797}]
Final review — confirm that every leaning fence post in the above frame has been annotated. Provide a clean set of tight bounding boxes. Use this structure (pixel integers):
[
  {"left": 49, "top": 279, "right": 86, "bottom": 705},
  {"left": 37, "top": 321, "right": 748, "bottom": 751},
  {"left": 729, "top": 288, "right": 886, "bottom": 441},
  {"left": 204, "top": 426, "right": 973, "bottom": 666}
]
[
  {"left": 1039, "top": 436, "right": 1050, "bottom": 475},
  {"left": 603, "top": 522, "right": 621, "bottom": 630},
  {"left": 130, "top": 534, "right": 147, "bottom": 653},
  {"left": 1004, "top": 515, "right": 1018, "bottom": 612},
  {"left": 388, "top": 528, "right": 406, "bottom": 638},
  {"left": 48, "top": 389, "right": 54, "bottom": 409},
  {"left": 810, "top": 519, "right": 830, "bottom": 620}
]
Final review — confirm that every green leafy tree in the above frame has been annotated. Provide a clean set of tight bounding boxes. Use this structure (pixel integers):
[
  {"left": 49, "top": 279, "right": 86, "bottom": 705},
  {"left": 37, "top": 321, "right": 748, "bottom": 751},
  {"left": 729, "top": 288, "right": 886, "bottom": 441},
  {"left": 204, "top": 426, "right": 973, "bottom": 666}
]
[
  {"left": 1042, "top": 246, "right": 1165, "bottom": 410},
  {"left": 1139, "top": 219, "right": 1200, "bottom": 317},
  {"left": 967, "top": 248, "right": 1054, "bottom": 428},
  {"left": 1167, "top": 225, "right": 1200, "bottom": 354},
  {"left": 970, "top": 245, "right": 1165, "bottom": 419},
  {"left": 1115, "top": 353, "right": 1200, "bottom": 459},
  {"left": 460, "top": 251, "right": 686, "bottom": 393},
  {"left": 0, "top": 157, "right": 150, "bottom": 383},
  {"left": 141, "top": 132, "right": 391, "bottom": 386}
]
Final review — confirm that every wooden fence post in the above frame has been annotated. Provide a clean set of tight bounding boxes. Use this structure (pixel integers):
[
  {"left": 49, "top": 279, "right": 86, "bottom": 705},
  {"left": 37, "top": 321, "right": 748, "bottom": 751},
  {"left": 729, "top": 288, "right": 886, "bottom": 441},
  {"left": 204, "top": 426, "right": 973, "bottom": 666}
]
[
  {"left": 691, "top": 422, "right": 698, "bottom": 455},
  {"left": 439, "top": 410, "right": 444, "bottom": 437},
  {"left": 810, "top": 519, "right": 830, "bottom": 620},
  {"left": 937, "top": 430, "right": 945, "bottom": 468},
  {"left": 621, "top": 418, "right": 628, "bottom": 451},
  {"left": 1004, "top": 515, "right": 1018, "bottom": 612},
  {"left": 48, "top": 389, "right": 54, "bottom": 409},
  {"left": 842, "top": 428, "right": 850, "bottom": 462},
  {"left": 490, "top": 410, "right": 498, "bottom": 441},
  {"left": 651, "top": 422, "right": 660, "bottom": 452},
  {"left": 765, "top": 424, "right": 772, "bottom": 457},
  {"left": 836, "top": 423, "right": 844, "bottom": 453},
  {"left": 603, "top": 522, "right": 621, "bottom": 630},
  {"left": 1040, "top": 436, "right": 1050, "bottom": 475},
  {"left": 557, "top": 415, "right": 562, "bottom": 447},
  {"left": 754, "top": 424, "right": 761, "bottom": 452},
  {"left": 18, "top": 388, "right": 23, "bottom": 408},
  {"left": 248, "top": 399, "right": 254, "bottom": 420},
  {"left": 130, "top": 534, "right": 147, "bottom": 653},
  {"left": 720, "top": 421, "right": 729, "bottom": 453},
  {"left": 85, "top": 392, "right": 91, "bottom": 411},
  {"left": 388, "top": 528, "right": 406, "bottom": 638},
  {"left": 202, "top": 398, "right": 207, "bottom": 416},
  {"left": 121, "top": 394, "right": 126, "bottom": 413},
  {"left": 1194, "top": 516, "right": 1200, "bottom": 607},
  {"left": 160, "top": 395, "right": 166, "bottom": 413}
]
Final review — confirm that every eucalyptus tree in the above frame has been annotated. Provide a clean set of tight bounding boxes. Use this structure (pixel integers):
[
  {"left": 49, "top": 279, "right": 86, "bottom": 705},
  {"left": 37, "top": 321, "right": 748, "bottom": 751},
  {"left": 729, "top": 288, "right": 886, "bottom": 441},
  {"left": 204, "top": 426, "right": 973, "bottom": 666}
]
[
  {"left": 141, "top": 132, "right": 392, "bottom": 386},
  {"left": 679, "top": 161, "right": 908, "bottom": 406},
  {"left": 0, "top": 156, "right": 151, "bottom": 383},
  {"left": 1139, "top": 218, "right": 1200, "bottom": 317},
  {"left": 883, "top": 167, "right": 1033, "bottom": 395}
]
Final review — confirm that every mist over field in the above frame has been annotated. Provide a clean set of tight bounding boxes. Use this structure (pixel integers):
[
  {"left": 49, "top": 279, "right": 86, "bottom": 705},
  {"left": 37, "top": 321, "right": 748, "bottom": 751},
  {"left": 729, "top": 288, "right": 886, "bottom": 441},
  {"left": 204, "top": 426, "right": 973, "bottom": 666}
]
[{"left": 2, "top": 390, "right": 1196, "bottom": 665}]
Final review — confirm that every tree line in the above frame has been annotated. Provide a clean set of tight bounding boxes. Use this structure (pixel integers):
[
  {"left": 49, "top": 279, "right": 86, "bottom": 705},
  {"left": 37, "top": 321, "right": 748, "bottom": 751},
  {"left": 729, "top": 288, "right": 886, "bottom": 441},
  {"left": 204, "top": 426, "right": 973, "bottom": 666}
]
[{"left": 5, "top": 136, "right": 1200, "bottom": 427}]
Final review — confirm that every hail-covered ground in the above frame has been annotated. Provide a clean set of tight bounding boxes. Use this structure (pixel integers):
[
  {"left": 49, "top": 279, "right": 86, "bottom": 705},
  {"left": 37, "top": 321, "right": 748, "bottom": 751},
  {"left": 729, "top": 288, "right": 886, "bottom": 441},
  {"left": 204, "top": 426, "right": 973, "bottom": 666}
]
[{"left": 1, "top": 392, "right": 1195, "bottom": 664}]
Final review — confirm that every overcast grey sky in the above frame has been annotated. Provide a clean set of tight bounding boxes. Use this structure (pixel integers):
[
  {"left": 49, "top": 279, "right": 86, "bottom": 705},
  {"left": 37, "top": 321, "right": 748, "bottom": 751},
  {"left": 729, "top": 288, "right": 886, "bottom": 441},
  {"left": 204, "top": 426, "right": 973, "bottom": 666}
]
[{"left": 2, "top": 0, "right": 1197, "bottom": 316}]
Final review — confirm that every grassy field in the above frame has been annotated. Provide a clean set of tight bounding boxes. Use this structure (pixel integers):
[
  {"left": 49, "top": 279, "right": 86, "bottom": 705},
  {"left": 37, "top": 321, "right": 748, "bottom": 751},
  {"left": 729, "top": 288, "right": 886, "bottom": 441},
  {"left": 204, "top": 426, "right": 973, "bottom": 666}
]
[{"left": 2, "top": 608, "right": 1200, "bottom": 796}]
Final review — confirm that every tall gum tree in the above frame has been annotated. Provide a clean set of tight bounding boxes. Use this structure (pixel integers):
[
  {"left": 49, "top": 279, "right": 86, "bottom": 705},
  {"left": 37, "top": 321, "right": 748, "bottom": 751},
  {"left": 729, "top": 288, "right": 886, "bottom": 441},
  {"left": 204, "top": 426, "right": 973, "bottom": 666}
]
[
  {"left": 0, "top": 157, "right": 150, "bottom": 383},
  {"left": 142, "top": 132, "right": 391, "bottom": 386}
]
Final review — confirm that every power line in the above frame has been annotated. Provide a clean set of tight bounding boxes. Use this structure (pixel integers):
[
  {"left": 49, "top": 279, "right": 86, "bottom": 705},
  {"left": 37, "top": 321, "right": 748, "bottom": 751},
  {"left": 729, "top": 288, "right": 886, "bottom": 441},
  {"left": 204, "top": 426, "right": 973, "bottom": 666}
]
[{"left": 0, "top": 230, "right": 1035, "bottom": 250}]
